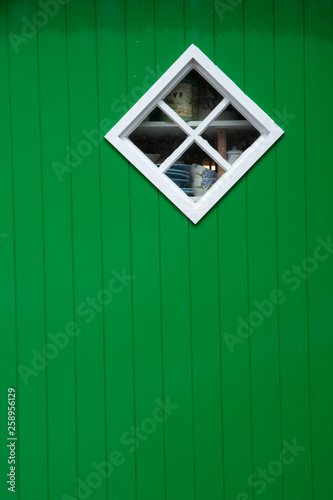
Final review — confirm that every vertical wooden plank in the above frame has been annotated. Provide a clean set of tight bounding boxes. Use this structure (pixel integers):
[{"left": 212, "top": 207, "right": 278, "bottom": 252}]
[
  {"left": 274, "top": 1, "right": 313, "bottom": 499},
  {"left": 7, "top": 1, "right": 48, "bottom": 498},
  {"left": 125, "top": 1, "right": 165, "bottom": 499},
  {"left": 214, "top": 2, "right": 254, "bottom": 499},
  {"left": 185, "top": 0, "right": 214, "bottom": 55},
  {"left": 188, "top": 209, "right": 224, "bottom": 500},
  {"left": 66, "top": 1, "right": 106, "bottom": 498},
  {"left": 244, "top": 1, "right": 282, "bottom": 500},
  {"left": 36, "top": 2, "right": 77, "bottom": 499},
  {"left": 158, "top": 202, "right": 195, "bottom": 500},
  {"left": 185, "top": 3, "right": 224, "bottom": 499},
  {"left": 304, "top": 1, "right": 333, "bottom": 499},
  {"left": 95, "top": 1, "right": 136, "bottom": 499},
  {"left": 154, "top": 3, "right": 195, "bottom": 499},
  {"left": 0, "top": 4, "right": 17, "bottom": 499}
]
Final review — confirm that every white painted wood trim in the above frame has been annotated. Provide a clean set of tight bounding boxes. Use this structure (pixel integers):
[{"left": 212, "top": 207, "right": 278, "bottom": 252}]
[
  {"left": 194, "top": 97, "right": 230, "bottom": 136},
  {"left": 195, "top": 136, "right": 231, "bottom": 172},
  {"left": 157, "top": 100, "right": 194, "bottom": 136}
]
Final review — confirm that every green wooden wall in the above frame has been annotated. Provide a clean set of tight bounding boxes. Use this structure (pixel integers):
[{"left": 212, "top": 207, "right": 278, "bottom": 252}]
[{"left": 1, "top": 0, "right": 333, "bottom": 499}]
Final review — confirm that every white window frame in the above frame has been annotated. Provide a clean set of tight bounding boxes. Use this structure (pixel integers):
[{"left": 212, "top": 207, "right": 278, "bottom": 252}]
[{"left": 105, "top": 44, "right": 284, "bottom": 224}]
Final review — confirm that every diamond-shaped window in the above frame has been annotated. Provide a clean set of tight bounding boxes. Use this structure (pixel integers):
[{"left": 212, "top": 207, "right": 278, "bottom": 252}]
[{"left": 105, "top": 45, "right": 283, "bottom": 224}]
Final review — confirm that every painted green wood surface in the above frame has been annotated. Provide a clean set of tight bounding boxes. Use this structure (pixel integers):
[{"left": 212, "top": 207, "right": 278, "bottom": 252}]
[{"left": 1, "top": 1, "right": 333, "bottom": 499}]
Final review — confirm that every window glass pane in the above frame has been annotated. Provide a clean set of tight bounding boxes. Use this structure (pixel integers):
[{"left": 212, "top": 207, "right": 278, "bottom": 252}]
[
  {"left": 163, "top": 69, "right": 224, "bottom": 125},
  {"left": 128, "top": 107, "right": 187, "bottom": 163},
  {"left": 202, "top": 104, "right": 261, "bottom": 165},
  {"left": 162, "top": 143, "right": 226, "bottom": 201}
]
